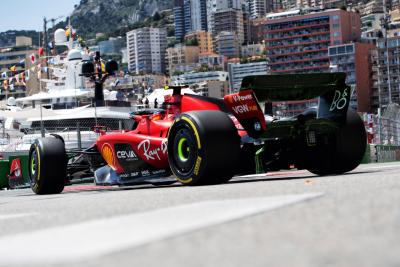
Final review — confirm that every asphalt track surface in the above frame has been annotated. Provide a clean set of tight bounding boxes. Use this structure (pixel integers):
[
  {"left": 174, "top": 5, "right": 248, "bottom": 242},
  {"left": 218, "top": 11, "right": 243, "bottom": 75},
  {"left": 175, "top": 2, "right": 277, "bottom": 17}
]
[{"left": 0, "top": 162, "right": 399, "bottom": 267}]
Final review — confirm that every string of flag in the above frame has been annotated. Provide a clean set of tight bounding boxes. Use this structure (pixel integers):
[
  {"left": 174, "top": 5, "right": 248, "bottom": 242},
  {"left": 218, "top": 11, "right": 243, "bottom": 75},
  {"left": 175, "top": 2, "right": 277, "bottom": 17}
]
[
  {"left": 0, "top": 49, "right": 50, "bottom": 91},
  {"left": 0, "top": 25, "right": 78, "bottom": 92}
]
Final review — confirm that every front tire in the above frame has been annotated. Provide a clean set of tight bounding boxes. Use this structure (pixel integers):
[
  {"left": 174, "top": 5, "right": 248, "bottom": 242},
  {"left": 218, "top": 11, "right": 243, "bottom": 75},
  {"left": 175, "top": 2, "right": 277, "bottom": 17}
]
[
  {"left": 29, "top": 137, "right": 67, "bottom": 194},
  {"left": 168, "top": 110, "right": 240, "bottom": 185}
]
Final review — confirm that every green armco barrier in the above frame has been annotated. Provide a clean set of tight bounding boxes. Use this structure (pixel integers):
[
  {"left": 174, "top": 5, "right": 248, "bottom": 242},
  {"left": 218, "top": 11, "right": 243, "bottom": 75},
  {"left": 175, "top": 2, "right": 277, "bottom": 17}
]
[
  {"left": 371, "top": 145, "right": 400, "bottom": 163},
  {"left": 361, "top": 144, "right": 371, "bottom": 164},
  {"left": 0, "top": 160, "right": 9, "bottom": 189}
]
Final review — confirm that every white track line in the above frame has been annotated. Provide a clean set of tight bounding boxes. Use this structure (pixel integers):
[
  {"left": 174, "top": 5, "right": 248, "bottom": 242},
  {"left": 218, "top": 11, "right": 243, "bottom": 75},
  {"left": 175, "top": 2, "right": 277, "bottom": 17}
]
[
  {"left": 0, "top": 213, "right": 36, "bottom": 221},
  {"left": 237, "top": 163, "right": 400, "bottom": 179},
  {"left": 0, "top": 193, "right": 323, "bottom": 265},
  {"left": 360, "top": 163, "right": 400, "bottom": 170}
]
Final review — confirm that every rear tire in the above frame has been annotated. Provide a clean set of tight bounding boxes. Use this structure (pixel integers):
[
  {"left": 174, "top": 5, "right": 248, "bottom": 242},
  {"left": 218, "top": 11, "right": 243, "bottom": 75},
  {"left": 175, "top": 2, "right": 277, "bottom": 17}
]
[
  {"left": 168, "top": 110, "right": 240, "bottom": 185},
  {"left": 29, "top": 137, "right": 67, "bottom": 194},
  {"left": 308, "top": 109, "right": 367, "bottom": 175}
]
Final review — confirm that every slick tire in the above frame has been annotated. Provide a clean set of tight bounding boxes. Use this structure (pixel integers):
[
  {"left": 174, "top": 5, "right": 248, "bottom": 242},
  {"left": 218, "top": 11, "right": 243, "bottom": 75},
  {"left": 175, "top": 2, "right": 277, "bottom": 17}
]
[
  {"left": 29, "top": 137, "right": 67, "bottom": 194},
  {"left": 308, "top": 109, "right": 367, "bottom": 175},
  {"left": 168, "top": 110, "right": 241, "bottom": 185}
]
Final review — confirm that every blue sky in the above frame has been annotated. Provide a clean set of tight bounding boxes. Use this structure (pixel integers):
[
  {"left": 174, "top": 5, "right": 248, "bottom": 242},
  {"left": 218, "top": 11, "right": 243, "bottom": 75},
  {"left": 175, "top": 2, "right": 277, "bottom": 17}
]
[{"left": 0, "top": 0, "right": 81, "bottom": 32}]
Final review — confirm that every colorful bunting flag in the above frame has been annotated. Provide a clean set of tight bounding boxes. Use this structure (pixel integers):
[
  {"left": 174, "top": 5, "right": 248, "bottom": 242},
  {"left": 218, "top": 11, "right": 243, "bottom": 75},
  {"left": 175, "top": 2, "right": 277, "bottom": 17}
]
[
  {"left": 10, "top": 65, "right": 16, "bottom": 72},
  {"left": 1, "top": 71, "right": 6, "bottom": 78},
  {"left": 65, "top": 27, "right": 71, "bottom": 37},
  {"left": 30, "top": 54, "right": 36, "bottom": 64}
]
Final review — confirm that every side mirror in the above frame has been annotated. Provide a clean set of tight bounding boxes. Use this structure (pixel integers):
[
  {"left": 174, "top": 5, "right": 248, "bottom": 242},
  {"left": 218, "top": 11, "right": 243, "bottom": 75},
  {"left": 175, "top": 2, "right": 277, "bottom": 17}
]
[
  {"left": 105, "top": 60, "right": 118, "bottom": 75},
  {"left": 81, "top": 61, "right": 94, "bottom": 77}
]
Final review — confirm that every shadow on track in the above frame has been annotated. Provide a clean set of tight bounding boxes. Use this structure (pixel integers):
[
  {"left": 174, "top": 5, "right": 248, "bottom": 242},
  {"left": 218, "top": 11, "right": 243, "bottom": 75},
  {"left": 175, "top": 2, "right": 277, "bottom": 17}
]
[{"left": 18, "top": 169, "right": 378, "bottom": 196}]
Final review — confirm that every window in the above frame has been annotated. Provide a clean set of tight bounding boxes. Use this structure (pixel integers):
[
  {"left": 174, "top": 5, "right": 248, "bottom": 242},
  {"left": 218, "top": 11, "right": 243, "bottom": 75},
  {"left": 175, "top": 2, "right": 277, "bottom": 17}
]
[
  {"left": 338, "top": 46, "right": 346, "bottom": 54},
  {"left": 329, "top": 47, "right": 337, "bottom": 55},
  {"left": 332, "top": 23, "right": 340, "bottom": 29},
  {"left": 332, "top": 15, "right": 339, "bottom": 20},
  {"left": 333, "top": 32, "right": 340, "bottom": 37},
  {"left": 346, "top": 45, "right": 354, "bottom": 53}
]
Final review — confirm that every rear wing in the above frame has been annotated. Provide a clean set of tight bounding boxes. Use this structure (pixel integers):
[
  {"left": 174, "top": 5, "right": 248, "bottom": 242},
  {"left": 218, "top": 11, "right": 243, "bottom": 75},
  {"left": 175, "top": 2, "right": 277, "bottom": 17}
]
[{"left": 240, "top": 72, "right": 351, "bottom": 120}]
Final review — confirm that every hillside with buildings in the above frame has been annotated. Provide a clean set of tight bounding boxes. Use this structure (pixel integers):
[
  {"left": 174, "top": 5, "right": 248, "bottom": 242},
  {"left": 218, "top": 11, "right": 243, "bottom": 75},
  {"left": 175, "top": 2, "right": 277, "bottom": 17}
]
[
  {"left": 0, "top": 31, "right": 39, "bottom": 48},
  {"left": 70, "top": 0, "right": 174, "bottom": 38},
  {"left": 2, "top": 0, "right": 400, "bottom": 139}
]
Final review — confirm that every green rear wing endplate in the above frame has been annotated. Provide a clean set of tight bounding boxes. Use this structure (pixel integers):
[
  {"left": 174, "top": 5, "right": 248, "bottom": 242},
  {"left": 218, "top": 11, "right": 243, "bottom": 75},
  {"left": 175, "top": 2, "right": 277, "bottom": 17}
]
[{"left": 240, "top": 72, "right": 351, "bottom": 120}]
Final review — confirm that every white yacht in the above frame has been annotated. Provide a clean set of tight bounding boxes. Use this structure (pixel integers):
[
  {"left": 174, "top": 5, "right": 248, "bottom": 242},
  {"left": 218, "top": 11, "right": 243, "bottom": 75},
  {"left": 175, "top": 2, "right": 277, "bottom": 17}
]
[{"left": 0, "top": 28, "right": 136, "bottom": 153}]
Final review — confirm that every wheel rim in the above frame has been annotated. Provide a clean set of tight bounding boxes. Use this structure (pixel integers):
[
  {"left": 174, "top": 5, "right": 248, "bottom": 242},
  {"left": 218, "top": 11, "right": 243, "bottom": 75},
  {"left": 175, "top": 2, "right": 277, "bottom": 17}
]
[
  {"left": 30, "top": 150, "right": 37, "bottom": 176},
  {"left": 177, "top": 137, "right": 190, "bottom": 162},
  {"left": 173, "top": 128, "right": 196, "bottom": 174}
]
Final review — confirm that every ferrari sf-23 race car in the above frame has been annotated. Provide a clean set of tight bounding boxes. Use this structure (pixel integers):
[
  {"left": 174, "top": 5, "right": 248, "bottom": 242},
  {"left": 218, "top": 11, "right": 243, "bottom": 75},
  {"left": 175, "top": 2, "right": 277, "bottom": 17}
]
[{"left": 28, "top": 72, "right": 366, "bottom": 194}]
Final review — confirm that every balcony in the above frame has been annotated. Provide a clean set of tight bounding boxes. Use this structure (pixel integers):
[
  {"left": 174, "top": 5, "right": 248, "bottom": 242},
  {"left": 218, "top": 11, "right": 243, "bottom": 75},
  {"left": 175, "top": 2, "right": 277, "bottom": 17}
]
[
  {"left": 265, "top": 31, "right": 330, "bottom": 41},
  {"left": 271, "top": 64, "right": 330, "bottom": 73},
  {"left": 265, "top": 22, "right": 330, "bottom": 34},
  {"left": 273, "top": 52, "right": 327, "bottom": 60},
  {"left": 266, "top": 39, "right": 330, "bottom": 49},
  {"left": 269, "top": 56, "right": 329, "bottom": 65},
  {"left": 268, "top": 47, "right": 328, "bottom": 58}
]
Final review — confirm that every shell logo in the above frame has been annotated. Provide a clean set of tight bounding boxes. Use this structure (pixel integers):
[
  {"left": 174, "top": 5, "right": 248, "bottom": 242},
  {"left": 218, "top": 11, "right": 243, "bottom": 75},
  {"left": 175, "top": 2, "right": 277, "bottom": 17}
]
[{"left": 101, "top": 143, "right": 115, "bottom": 168}]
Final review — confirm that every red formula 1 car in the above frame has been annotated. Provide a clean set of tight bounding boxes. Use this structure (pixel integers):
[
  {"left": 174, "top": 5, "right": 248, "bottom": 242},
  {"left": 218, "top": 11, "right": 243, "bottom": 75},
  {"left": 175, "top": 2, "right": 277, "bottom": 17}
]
[{"left": 28, "top": 73, "right": 367, "bottom": 194}]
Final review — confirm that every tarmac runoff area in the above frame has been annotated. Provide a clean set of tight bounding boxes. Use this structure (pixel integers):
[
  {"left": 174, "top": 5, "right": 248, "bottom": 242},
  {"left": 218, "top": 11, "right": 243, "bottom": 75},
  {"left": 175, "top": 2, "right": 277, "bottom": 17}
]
[{"left": 0, "top": 162, "right": 399, "bottom": 267}]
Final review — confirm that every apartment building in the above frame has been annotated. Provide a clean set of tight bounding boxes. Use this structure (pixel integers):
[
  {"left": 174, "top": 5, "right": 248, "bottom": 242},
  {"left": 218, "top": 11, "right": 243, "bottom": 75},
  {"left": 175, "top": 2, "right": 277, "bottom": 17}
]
[
  {"left": 174, "top": 0, "right": 186, "bottom": 40},
  {"left": 247, "top": 0, "right": 267, "bottom": 19},
  {"left": 360, "top": 0, "right": 386, "bottom": 16},
  {"left": 0, "top": 37, "right": 36, "bottom": 98},
  {"left": 190, "top": 0, "right": 208, "bottom": 32},
  {"left": 265, "top": 9, "right": 361, "bottom": 74},
  {"left": 228, "top": 60, "right": 268, "bottom": 91},
  {"left": 241, "top": 43, "right": 265, "bottom": 57},
  {"left": 174, "top": 0, "right": 208, "bottom": 41},
  {"left": 361, "top": 13, "right": 385, "bottom": 39},
  {"left": 206, "top": 0, "right": 242, "bottom": 34},
  {"left": 127, "top": 27, "right": 167, "bottom": 74},
  {"left": 98, "top": 37, "right": 124, "bottom": 55},
  {"left": 213, "top": 8, "right": 245, "bottom": 44},
  {"left": 371, "top": 36, "right": 400, "bottom": 112},
  {"left": 166, "top": 44, "right": 200, "bottom": 74},
  {"left": 185, "top": 30, "right": 214, "bottom": 54},
  {"left": 250, "top": 17, "right": 268, "bottom": 43},
  {"left": 171, "top": 71, "right": 229, "bottom": 85},
  {"left": 199, "top": 52, "right": 226, "bottom": 69},
  {"left": 215, "top": 31, "right": 242, "bottom": 58},
  {"left": 190, "top": 80, "right": 229, "bottom": 97},
  {"left": 0, "top": 38, "right": 35, "bottom": 73}
]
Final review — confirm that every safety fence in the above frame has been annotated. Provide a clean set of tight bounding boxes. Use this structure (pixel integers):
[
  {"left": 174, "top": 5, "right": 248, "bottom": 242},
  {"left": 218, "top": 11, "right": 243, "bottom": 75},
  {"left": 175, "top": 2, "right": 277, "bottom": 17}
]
[
  {"left": 363, "top": 104, "right": 400, "bottom": 162},
  {"left": 0, "top": 117, "right": 134, "bottom": 156},
  {"left": 366, "top": 114, "right": 400, "bottom": 146}
]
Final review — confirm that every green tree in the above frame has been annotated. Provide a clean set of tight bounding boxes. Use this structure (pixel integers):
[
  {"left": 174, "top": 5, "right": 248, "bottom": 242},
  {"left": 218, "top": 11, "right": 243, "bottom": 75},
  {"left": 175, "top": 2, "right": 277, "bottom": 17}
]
[
  {"left": 153, "top": 12, "right": 161, "bottom": 21},
  {"left": 185, "top": 38, "right": 199, "bottom": 46}
]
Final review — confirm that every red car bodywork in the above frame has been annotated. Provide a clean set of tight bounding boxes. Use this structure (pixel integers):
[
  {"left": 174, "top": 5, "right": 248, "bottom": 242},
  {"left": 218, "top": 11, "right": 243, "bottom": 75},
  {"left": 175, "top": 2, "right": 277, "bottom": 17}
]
[{"left": 95, "top": 90, "right": 263, "bottom": 176}]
